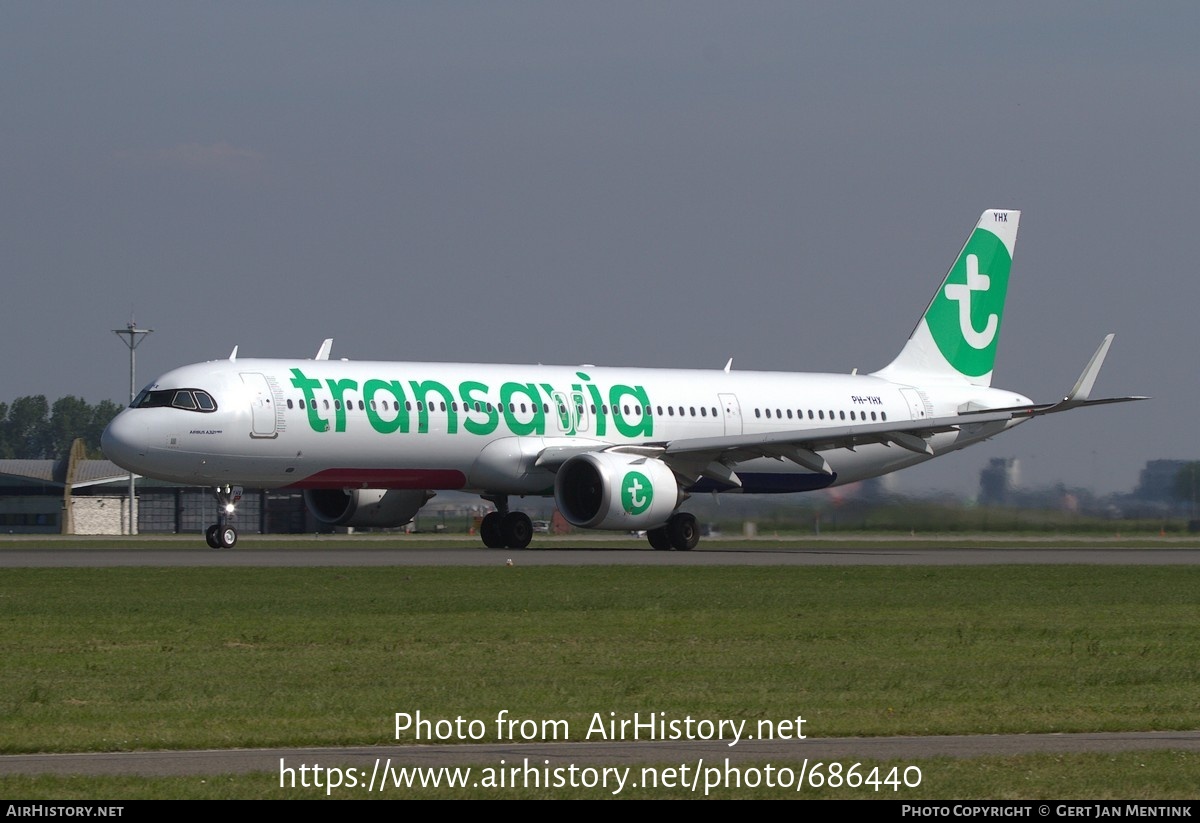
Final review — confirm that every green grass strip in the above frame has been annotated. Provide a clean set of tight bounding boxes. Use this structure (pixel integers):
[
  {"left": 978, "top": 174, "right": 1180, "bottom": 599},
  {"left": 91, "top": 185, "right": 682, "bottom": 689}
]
[{"left": 2, "top": 566, "right": 1198, "bottom": 755}]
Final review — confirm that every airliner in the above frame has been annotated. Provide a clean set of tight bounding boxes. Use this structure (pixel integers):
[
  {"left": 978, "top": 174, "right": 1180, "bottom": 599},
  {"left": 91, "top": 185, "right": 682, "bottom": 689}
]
[{"left": 101, "top": 210, "right": 1142, "bottom": 550}]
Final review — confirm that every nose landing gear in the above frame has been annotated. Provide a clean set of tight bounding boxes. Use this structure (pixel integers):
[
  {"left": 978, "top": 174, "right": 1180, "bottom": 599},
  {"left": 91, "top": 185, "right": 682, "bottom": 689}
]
[{"left": 205, "top": 486, "right": 242, "bottom": 549}]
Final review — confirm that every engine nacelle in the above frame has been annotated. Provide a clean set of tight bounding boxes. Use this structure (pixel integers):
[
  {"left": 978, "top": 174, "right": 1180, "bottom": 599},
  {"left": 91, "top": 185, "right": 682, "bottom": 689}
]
[
  {"left": 554, "top": 452, "right": 680, "bottom": 530},
  {"left": 303, "top": 488, "right": 433, "bottom": 528}
]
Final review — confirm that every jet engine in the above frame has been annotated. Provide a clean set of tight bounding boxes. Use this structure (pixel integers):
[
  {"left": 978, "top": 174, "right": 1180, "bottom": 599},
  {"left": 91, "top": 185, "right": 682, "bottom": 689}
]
[
  {"left": 554, "top": 452, "right": 680, "bottom": 530},
  {"left": 303, "top": 488, "right": 433, "bottom": 528}
]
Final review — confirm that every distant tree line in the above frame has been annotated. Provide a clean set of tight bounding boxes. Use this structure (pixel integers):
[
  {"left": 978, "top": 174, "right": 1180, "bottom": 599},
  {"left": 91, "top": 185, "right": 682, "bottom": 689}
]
[{"left": 0, "top": 396, "right": 123, "bottom": 459}]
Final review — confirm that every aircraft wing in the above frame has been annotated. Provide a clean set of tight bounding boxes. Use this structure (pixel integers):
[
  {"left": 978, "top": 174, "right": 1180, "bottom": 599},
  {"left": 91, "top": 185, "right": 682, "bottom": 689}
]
[
  {"left": 534, "top": 411, "right": 1016, "bottom": 487},
  {"left": 958, "top": 334, "right": 1148, "bottom": 420},
  {"left": 533, "top": 334, "right": 1145, "bottom": 488},
  {"left": 652, "top": 411, "right": 1016, "bottom": 486},
  {"left": 655, "top": 335, "right": 1146, "bottom": 486}
]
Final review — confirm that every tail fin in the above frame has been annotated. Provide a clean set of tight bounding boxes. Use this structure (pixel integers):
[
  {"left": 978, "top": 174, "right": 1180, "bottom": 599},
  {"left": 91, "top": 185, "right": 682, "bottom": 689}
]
[{"left": 873, "top": 209, "right": 1020, "bottom": 387}]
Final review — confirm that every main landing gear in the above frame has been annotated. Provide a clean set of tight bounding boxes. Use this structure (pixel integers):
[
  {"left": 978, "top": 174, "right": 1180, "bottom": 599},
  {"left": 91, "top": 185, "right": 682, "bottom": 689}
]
[
  {"left": 205, "top": 485, "right": 242, "bottom": 549},
  {"left": 479, "top": 494, "right": 533, "bottom": 549},
  {"left": 646, "top": 512, "right": 699, "bottom": 551}
]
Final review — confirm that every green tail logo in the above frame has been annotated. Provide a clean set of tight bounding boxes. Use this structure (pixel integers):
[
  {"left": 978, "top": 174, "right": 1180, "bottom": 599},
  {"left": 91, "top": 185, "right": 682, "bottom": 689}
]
[{"left": 924, "top": 224, "right": 1012, "bottom": 378}]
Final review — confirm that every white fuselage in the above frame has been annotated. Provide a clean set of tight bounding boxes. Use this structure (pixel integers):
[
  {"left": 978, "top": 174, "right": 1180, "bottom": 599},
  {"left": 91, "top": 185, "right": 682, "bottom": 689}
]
[{"left": 101, "top": 357, "right": 1031, "bottom": 496}]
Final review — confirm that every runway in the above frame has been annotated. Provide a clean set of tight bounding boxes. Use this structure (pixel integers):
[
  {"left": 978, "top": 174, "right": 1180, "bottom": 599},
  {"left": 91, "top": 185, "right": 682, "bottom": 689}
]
[
  {"left": 4, "top": 732, "right": 1200, "bottom": 777},
  {"left": 3, "top": 545, "right": 1200, "bottom": 567}
]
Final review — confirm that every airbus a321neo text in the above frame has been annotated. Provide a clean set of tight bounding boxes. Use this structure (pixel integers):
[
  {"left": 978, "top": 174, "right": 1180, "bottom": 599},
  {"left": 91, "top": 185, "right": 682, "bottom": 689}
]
[{"left": 102, "top": 210, "right": 1143, "bottom": 550}]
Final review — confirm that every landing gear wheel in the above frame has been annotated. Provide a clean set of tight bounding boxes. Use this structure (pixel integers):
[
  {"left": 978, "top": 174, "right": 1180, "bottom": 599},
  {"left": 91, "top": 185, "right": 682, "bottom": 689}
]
[
  {"left": 667, "top": 512, "right": 699, "bottom": 551},
  {"left": 207, "top": 485, "right": 243, "bottom": 549},
  {"left": 501, "top": 512, "right": 533, "bottom": 549},
  {"left": 646, "top": 526, "right": 671, "bottom": 551},
  {"left": 480, "top": 512, "right": 505, "bottom": 549}
]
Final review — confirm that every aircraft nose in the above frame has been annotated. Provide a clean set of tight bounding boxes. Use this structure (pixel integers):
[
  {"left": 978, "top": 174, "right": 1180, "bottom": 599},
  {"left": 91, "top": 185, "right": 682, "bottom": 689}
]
[{"left": 101, "top": 411, "right": 147, "bottom": 472}]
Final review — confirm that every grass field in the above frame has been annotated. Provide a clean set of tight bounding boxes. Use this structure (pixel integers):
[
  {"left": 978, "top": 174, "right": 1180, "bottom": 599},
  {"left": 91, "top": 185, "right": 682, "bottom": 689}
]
[{"left": 1, "top": 555, "right": 1198, "bottom": 798}]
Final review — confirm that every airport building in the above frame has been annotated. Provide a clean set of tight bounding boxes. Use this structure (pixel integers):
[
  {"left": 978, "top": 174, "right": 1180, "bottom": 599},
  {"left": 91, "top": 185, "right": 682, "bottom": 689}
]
[{"left": 0, "top": 455, "right": 307, "bottom": 536}]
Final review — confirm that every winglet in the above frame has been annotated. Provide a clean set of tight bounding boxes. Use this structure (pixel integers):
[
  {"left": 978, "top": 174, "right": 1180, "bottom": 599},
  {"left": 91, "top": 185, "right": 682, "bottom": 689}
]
[
  {"left": 957, "top": 333, "right": 1147, "bottom": 419},
  {"left": 229, "top": 346, "right": 238, "bottom": 362},
  {"left": 1061, "top": 333, "right": 1114, "bottom": 406},
  {"left": 315, "top": 339, "right": 333, "bottom": 361}
]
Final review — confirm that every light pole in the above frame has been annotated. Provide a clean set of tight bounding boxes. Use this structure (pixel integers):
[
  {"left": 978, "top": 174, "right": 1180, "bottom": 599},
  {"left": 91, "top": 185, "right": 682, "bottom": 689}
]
[{"left": 112, "top": 321, "right": 152, "bottom": 535}]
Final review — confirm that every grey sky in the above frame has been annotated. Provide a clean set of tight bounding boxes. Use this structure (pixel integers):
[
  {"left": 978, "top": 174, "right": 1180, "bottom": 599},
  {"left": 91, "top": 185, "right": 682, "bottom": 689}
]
[{"left": 2, "top": 3, "right": 1194, "bottom": 495}]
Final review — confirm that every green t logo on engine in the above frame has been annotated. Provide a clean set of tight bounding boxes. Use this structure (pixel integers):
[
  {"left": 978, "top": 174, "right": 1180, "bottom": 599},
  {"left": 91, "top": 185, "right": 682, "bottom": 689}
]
[{"left": 621, "top": 471, "right": 653, "bottom": 515}]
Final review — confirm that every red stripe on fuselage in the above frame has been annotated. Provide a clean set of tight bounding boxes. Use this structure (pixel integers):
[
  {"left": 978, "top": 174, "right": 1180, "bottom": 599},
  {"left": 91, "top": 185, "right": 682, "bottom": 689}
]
[{"left": 287, "top": 468, "right": 467, "bottom": 489}]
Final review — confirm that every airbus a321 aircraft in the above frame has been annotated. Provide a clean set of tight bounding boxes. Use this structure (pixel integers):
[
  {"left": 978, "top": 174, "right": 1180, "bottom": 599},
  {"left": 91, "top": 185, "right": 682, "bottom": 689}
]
[{"left": 102, "top": 210, "right": 1142, "bottom": 550}]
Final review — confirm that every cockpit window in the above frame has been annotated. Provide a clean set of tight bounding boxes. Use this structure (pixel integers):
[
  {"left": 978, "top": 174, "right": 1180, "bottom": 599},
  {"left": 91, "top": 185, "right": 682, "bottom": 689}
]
[{"left": 132, "top": 388, "right": 219, "bottom": 413}]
